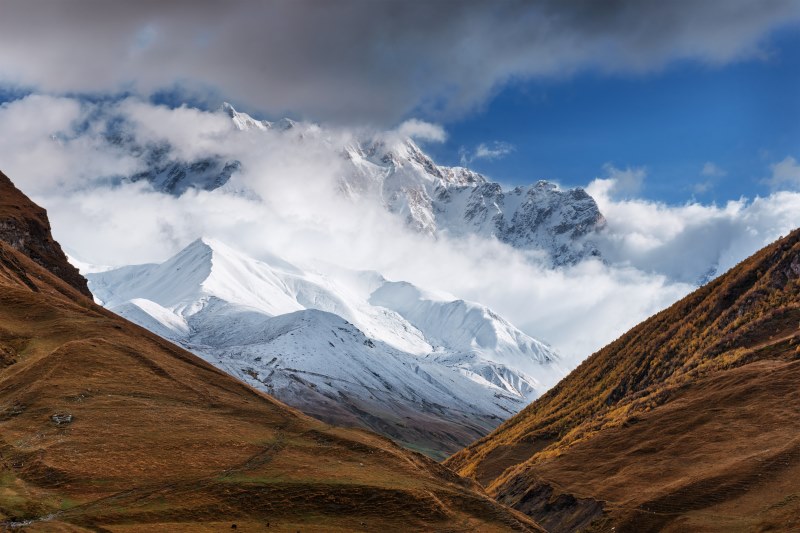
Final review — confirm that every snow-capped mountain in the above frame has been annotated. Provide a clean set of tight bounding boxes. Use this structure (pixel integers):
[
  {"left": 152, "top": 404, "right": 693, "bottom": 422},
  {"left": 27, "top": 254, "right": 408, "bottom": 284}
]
[
  {"left": 128, "top": 156, "right": 241, "bottom": 195},
  {"left": 86, "top": 237, "right": 564, "bottom": 458},
  {"left": 341, "top": 136, "right": 605, "bottom": 265},
  {"left": 110, "top": 103, "right": 605, "bottom": 266}
]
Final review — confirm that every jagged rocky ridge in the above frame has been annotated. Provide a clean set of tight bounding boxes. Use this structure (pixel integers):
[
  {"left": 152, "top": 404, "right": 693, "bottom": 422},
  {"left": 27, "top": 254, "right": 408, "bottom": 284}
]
[
  {"left": 114, "top": 103, "right": 605, "bottom": 266},
  {"left": 342, "top": 137, "right": 605, "bottom": 265}
]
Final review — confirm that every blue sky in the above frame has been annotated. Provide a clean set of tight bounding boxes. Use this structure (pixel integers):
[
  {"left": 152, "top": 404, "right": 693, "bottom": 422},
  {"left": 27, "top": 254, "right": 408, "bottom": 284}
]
[{"left": 426, "top": 27, "right": 800, "bottom": 204}]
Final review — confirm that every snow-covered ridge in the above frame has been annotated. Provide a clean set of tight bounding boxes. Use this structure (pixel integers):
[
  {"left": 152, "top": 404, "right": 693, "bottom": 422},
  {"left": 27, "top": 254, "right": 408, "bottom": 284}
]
[
  {"left": 231, "top": 103, "right": 605, "bottom": 264},
  {"left": 117, "top": 102, "right": 605, "bottom": 266},
  {"left": 85, "top": 237, "right": 565, "bottom": 456},
  {"left": 341, "top": 134, "right": 605, "bottom": 266}
]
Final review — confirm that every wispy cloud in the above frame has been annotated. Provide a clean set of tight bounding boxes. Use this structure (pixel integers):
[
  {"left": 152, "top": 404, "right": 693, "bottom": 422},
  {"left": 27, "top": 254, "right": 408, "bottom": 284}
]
[
  {"left": 592, "top": 163, "right": 646, "bottom": 198},
  {"left": 691, "top": 161, "right": 728, "bottom": 194},
  {"left": 395, "top": 119, "right": 446, "bottom": 143},
  {"left": 701, "top": 161, "right": 727, "bottom": 177},
  {"left": 765, "top": 155, "right": 800, "bottom": 190},
  {"left": 459, "top": 141, "right": 514, "bottom": 165},
  {"left": 588, "top": 171, "right": 800, "bottom": 284}
]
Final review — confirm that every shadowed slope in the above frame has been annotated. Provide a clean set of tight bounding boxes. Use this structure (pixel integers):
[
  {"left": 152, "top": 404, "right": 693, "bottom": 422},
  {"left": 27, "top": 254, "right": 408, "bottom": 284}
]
[
  {"left": 0, "top": 170, "right": 90, "bottom": 297},
  {"left": 0, "top": 174, "right": 539, "bottom": 531},
  {"left": 446, "top": 229, "right": 800, "bottom": 531}
]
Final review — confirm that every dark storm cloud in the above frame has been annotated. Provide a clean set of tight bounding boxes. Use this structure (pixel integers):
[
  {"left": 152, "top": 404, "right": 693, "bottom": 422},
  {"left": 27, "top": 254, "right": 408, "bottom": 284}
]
[{"left": 0, "top": 0, "right": 797, "bottom": 123}]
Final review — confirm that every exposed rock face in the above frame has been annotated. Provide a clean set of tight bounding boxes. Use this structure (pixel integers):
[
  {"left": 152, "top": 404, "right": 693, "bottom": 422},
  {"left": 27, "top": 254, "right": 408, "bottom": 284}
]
[
  {"left": 344, "top": 137, "right": 606, "bottom": 266},
  {"left": 0, "top": 170, "right": 91, "bottom": 297},
  {"left": 127, "top": 152, "right": 241, "bottom": 195},
  {"left": 432, "top": 180, "right": 605, "bottom": 265}
]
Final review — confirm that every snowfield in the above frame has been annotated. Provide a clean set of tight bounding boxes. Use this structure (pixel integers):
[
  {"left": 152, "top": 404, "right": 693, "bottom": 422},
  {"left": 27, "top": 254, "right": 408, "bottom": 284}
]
[{"left": 87, "top": 237, "right": 565, "bottom": 457}]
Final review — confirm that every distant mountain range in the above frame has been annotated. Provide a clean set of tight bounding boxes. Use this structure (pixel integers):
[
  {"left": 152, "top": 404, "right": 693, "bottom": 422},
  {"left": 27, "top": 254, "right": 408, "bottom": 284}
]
[
  {"left": 86, "top": 237, "right": 564, "bottom": 458},
  {"left": 108, "top": 103, "right": 606, "bottom": 267}
]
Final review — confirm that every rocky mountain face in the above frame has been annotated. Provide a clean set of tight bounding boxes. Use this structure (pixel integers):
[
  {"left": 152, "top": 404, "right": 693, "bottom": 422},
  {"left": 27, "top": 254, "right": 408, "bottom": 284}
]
[
  {"left": 0, "top": 170, "right": 91, "bottom": 297},
  {"left": 343, "top": 137, "right": 605, "bottom": 265},
  {"left": 0, "top": 171, "right": 541, "bottom": 531},
  {"left": 117, "top": 103, "right": 606, "bottom": 266},
  {"left": 86, "top": 237, "right": 564, "bottom": 459},
  {"left": 99, "top": 114, "right": 240, "bottom": 195},
  {"left": 128, "top": 153, "right": 241, "bottom": 195},
  {"left": 446, "top": 229, "right": 800, "bottom": 531}
]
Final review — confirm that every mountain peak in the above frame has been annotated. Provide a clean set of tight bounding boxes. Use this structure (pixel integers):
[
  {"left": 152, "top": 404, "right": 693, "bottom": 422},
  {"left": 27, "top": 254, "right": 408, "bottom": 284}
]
[
  {"left": 190, "top": 235, "right": 228, "bottom": 253},
  {"left": 220, "top": 101, "right": 236, "bottom": 117},
  {"left": 220, "top": 102, "right": 270, "bottom": 131}
]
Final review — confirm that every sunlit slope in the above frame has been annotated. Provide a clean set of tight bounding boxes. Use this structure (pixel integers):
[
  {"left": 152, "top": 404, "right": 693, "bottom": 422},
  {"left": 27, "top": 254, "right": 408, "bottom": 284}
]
[
  {"left": 446, "top": 229, "right": 800, "bottom": 532},
  {"left": 0, "top": 174, "right": 539, "bottom": 531}
]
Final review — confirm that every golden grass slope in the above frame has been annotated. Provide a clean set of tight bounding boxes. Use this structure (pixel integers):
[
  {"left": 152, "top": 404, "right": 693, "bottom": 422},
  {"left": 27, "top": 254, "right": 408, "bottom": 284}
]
[{"left": 446, "top": 229, "right": 800, "bottom": 532}]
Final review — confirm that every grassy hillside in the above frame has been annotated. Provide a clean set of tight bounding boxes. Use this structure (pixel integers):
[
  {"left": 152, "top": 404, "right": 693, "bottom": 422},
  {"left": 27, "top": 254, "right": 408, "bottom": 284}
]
[{"left": 447, "top": 229, "right": 800, "bottom": 531}]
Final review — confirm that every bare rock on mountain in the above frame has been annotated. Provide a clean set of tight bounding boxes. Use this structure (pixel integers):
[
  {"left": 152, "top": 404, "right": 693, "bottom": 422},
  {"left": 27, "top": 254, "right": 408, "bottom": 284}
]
[{"left": 0, "top": 170, "right": 91, "bottom": 297}]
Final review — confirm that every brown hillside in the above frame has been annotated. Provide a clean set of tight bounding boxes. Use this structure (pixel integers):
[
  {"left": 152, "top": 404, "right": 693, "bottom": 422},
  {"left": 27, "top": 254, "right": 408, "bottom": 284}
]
[
  {"left": 0, "top": 175, "right": 540, "bottom": 531},
  {"left": 0, "top": 170, "right": 91, "bottom": 297},
  {"left": 446, "top": 229, "right": 800, "bottom": 532}
]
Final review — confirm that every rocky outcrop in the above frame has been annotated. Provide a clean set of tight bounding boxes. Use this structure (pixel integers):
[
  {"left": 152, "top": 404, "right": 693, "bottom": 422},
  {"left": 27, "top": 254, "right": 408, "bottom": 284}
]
[
  {"left": 346, "top": 137, "right": 606, "bottom": 266},
  {"left": 433, "top": 180, "right": 605, "bottom": 266},
  {"left": 0, "top": 170, "right": 91, "bottom": 297}
]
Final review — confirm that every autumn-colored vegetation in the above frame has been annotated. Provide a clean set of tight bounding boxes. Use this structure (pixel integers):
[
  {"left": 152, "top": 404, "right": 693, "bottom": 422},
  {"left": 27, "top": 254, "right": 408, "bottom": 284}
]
[{"left": 447, "top": 228, "right": 800, "bottom": 531}]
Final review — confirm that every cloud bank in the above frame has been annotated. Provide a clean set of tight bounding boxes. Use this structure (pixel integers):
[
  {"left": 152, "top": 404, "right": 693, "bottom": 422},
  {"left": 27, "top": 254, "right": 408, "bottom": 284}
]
[
  {"left": 589, "top": 169, "right": 800, "bottom": 284},
  {"left": 1, "top": 95, "right": 799, "bottom": 365},
  {"left": 0, "top": 1, "right": 798, "bottom": 123}
]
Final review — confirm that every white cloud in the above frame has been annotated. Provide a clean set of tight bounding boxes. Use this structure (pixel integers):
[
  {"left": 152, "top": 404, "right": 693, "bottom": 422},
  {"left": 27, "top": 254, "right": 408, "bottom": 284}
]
[
  {"left": 690, "top": 162, "right": 726, "bottom": 195},
  {"left": 588, "top": 175, "right": 800, "bottom": 284},
  {"left": 766, "top": 155, "right": 800, "bottom": 190},
  {"left": 459, "top": 141, "right": 515, "bottom": 165},
  {"left": 2, "top": 96, "right": 799, "bottom": 368},
  {"left": 475, "top": 142, "right": 514, "bottom": 160},
  {"left": 0, "top": 95, "right": 141, "bottom": 190},
  {"left": 115, "top": 99, "right": 235, "bottom": 160},
  {"left": 395, "top": 119, "right": 446, "bottom": 143},
  {"left": 692, "top": 180, "right": 714, "bottom": 194},
  {"left": 591, "top": 164, "right": 646, "bottom": 198},
  {"left": 701, "top": 161, "right": 727, "bottom": 177}
]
